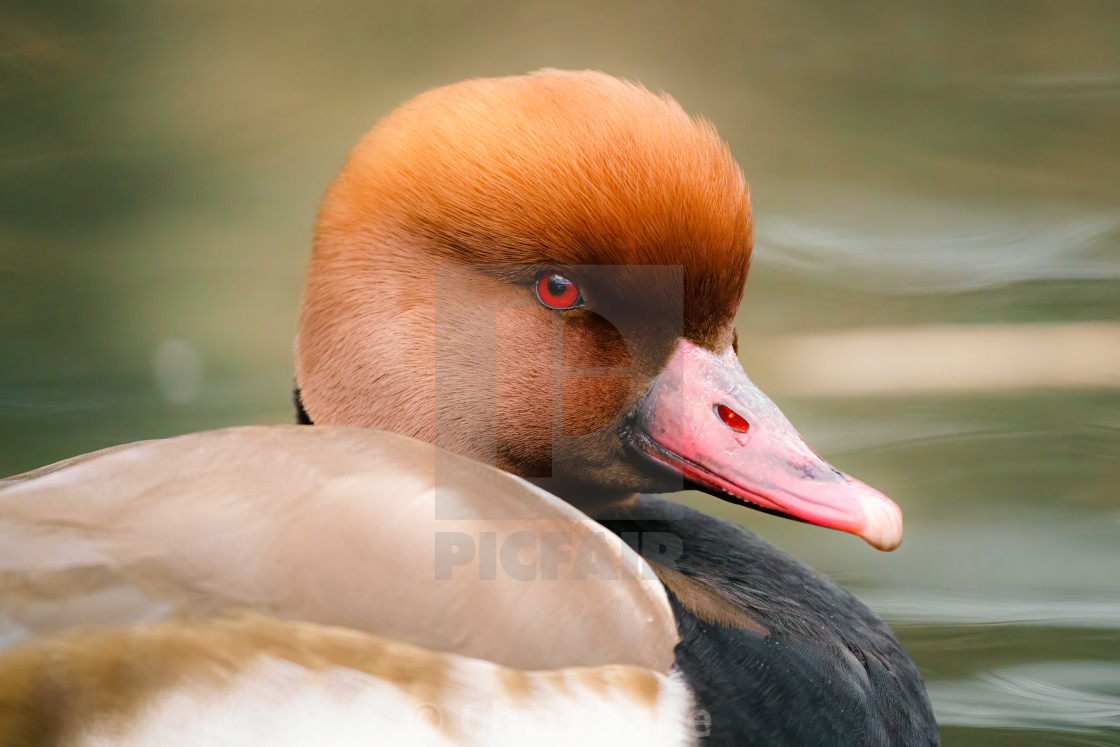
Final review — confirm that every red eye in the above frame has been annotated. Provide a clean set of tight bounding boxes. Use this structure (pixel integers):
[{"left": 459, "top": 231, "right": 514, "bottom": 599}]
[{"left": 535, "top": 272, "right": 582, "bottom": 310}]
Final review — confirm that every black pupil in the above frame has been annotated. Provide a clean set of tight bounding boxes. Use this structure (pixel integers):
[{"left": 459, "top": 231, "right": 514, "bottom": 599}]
[{"left": 546, "top": 275, "right": 570, "bottom": 298}]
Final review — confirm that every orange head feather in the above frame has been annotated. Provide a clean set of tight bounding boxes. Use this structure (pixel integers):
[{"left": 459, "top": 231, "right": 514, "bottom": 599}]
[
  {"left": 313, "top": 69, "right": 752, "bottom": 345},
  {"left": 298, "top": 70, "right": 753, "bottom": 504}
]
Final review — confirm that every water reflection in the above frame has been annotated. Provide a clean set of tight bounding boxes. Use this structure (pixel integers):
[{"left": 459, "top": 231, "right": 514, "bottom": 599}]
[
  {"left": 980, "top": 72, "right": 1120, "bottom": 100},
  {"left": 3, "top": 1, "right": 1119, "bottom": 745},
  {"left": 756, "top": 195, "right": 1120, "bottom": 293},
  {"left": 870, "top": 594, "right": 1120, "bottom": 630},
  {"left": 931, "top": 662, "right": 1120, "bottom": 732}
]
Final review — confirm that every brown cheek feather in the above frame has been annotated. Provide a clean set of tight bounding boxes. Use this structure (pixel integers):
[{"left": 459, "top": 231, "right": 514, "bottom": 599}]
[
  {"left": 561, "top": 311, "right": 632, "bottom": 437},
  {"left": 496, "top": 307, "right": 553, "bottom": 477},
  {"left": 562, "top": 377, "right": 631, "bottom": 437},
  {"left": 561, "top": 311, "right": 630, "bottom": 368}
]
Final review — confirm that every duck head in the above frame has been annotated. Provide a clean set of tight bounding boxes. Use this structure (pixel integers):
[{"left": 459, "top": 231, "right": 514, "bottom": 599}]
[{"left": 296, "top": 70, "right": 902, "bottom": 551}]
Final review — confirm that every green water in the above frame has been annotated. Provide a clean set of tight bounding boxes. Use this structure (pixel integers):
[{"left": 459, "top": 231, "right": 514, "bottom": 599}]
[{"left": 2, "top": 2, "right": 1118, "bottom": 744}]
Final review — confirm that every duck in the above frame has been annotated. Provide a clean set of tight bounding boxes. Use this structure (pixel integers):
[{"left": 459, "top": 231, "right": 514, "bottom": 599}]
[{"left": 0, "top": 69, "right": 937, "bottom": 745}]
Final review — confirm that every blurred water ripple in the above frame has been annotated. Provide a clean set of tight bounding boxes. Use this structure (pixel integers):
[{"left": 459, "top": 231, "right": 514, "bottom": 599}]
[
  {"left": 981, "top": 72, "right": 1120, "bottom": 100},
  {"left": 868, "top": 592, "right": 1120, "bottom": 629},
  {"left": 755, "top": 197, "right": 1120, "bottom": 294},
  {"left": 931, "top": 662, "right": 1120, "bottom": 732}
]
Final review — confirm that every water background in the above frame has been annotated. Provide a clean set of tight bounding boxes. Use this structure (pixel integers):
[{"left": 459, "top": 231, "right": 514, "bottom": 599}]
[{"left": 2, "top": 2, "right": 1118, "bottom": 743}]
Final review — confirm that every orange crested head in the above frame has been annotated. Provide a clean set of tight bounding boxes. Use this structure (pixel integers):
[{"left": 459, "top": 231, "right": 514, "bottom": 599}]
[{"left": 312, "top": 69, "right": 752, "bottom": 346}]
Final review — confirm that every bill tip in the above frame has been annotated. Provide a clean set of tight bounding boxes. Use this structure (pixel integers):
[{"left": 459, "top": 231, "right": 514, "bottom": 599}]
[{"left": 859, "top": 496, "right": 904, "bottom": 552}]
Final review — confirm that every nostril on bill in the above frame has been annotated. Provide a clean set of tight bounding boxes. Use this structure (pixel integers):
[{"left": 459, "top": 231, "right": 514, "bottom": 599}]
[{"left": 715, "top": 403, "right": 750, "bottom": 433}]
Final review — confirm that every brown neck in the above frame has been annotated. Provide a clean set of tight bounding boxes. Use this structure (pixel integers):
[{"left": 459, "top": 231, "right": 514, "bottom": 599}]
[
  {"left": 295, "top": 384, "right": 642, "bottom": 517},
  {"left": 531, "top": 479, "right": 642, "bottom": 518}
]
